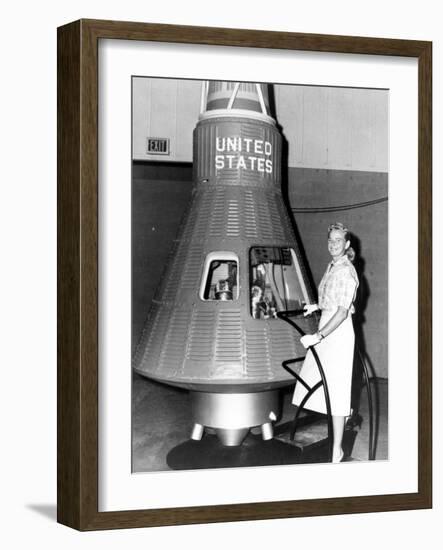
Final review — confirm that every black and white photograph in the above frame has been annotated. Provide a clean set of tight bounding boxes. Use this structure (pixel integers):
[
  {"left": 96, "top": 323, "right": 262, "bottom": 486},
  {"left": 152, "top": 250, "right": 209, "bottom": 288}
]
[
  {"left": 4, "top": 0, "right": 439, "bottom": 544},
  {"left": 131, "top": 77, "right": 389, "bottom": 472}
]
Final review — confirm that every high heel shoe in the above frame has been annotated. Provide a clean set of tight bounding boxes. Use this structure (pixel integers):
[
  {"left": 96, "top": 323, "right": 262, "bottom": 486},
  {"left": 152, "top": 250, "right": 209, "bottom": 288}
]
[{"left": 332, "top": 450, "right": 344, "bottom": 464}]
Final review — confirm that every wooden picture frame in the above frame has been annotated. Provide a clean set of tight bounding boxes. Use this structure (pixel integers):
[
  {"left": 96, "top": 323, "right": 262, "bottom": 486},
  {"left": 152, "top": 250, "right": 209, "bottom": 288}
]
[{"left": 57, "top": 19, "right": 432, "bottom": 530}]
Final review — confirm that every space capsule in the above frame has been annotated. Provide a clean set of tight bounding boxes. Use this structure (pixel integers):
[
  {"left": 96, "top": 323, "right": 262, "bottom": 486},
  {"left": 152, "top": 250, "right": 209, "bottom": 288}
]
[{"left": 133, "top": 81, "right": 317, "bottom": 446}]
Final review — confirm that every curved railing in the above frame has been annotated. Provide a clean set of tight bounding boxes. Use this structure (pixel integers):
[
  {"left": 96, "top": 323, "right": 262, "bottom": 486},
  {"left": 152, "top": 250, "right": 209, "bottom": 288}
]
[
  {"left": 277, "top": 309, "right": 333, "bottom": 462},
  {"left": 277, "top": 309, "right": 376, "bottom": 462}
]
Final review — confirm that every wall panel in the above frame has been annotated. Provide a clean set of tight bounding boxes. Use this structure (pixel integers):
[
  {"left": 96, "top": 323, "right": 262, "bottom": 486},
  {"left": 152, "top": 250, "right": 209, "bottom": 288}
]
[{"left": 133, "top": 79, "right": 388, "bottom": 173}]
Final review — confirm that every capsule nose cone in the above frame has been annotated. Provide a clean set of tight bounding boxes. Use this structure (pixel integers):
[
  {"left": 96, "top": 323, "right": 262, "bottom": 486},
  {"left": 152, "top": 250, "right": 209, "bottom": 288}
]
[{"left": 206, "top": 81, "right": 270, "bottom": 114}]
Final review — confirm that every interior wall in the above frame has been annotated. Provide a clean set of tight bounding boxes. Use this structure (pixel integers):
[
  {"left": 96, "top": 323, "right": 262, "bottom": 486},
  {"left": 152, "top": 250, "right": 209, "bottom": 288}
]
[
  {"left": 132, "top": 163, "right": 388, "bottom": 378},
  {"left": 275, "top": 85, "right": 388, "bottom": 172}
]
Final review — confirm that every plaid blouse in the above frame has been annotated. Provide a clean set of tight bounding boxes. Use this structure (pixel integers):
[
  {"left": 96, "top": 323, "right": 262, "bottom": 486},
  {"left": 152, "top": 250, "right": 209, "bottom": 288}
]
[{"left": 318, "top": 255, "right": 359, "bottom": 314}]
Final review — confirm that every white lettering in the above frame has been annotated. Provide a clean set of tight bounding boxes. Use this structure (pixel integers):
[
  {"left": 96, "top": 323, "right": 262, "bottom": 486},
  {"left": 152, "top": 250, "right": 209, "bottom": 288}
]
[
  {"left": 226, "top": 155, "right": 235, "bottom": 169},
  {"left": 227, "top": 137, "right": 240, "bottom": 152},
  {"left": 214, "top": 137, "right": 274, "bottom": 173},
  {"left": 244, "top": 138, "right": 253, "bottom": 152},
  {"left": 236, "top": 156, "right": 247, "bottom": 169},
  {"left": 249, "top": 156, "right": 257, "bottom": 170},
  {"left": 216, "top": 137, "right": 226, "bottom": 152}
]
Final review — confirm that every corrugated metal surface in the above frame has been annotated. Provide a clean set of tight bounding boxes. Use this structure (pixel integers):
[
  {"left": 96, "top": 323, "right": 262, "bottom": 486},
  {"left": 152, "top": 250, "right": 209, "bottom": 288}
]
[
  {"left": 187, "top": 310, "right": 216, "bottom": 361},
  {"left": 134, "top": 112, "right": 317, "bottom": 389},
  {"left": 226, "top": 200, "right": 240, "bottom": 237},
  {"left": 269, "top": 324, "right": 299, "bottom": 371},
  {"left": 181, "top": 245, "right": 203, "bottom": 290},
  {"left": 245, "top": 328, "right": 272, "bottom": 378},
  {"left": 159, "top": 309, "right": 192, "bottom": 375},
  {"left": 244, "top": 190, "right": 258, "bottom": 239},
  {"left": 209, "top": 188, "right": 226, "bottom": 237},
  {"left": 136, "top": 303, "right": 169, "bottom": 372},
  {"left": 215, "top": 310, "right": 243, "bottom": 364}
]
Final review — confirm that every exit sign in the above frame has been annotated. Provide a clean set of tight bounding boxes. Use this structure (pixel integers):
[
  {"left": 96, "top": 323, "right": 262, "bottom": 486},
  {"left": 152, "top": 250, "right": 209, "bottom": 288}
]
[{"left": 146, "top": 138, "right": 170, "bottom": 155}]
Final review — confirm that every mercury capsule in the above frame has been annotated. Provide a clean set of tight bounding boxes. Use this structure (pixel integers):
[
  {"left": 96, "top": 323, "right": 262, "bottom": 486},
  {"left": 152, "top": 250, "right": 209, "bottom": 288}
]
[{"left": 133, "top": 81, "right": 317, "bottom": 446}]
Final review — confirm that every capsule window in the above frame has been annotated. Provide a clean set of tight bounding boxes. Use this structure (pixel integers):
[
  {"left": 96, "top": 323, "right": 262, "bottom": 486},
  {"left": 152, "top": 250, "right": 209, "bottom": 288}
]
[
  {"left": 249, "top": 247, "right": 309, "bottom": 319},
  {"left": 200, "top": 252, "right": 239, "bottom": 301}
]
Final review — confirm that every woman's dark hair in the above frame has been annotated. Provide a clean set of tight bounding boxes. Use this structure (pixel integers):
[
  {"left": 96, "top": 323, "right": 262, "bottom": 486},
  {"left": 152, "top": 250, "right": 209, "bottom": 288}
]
[{"left": 328, "top": 222, "right": 355, "bottom": 263}]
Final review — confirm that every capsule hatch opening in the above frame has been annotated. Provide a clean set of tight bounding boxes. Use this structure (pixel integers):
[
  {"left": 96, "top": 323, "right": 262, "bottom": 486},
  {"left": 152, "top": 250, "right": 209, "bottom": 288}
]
[{"left": 199, "top": 251, "right": 239, "bottom": 301}]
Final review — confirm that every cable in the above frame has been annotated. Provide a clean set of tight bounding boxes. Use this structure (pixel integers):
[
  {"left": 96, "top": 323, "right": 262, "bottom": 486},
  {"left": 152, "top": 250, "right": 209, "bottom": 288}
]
[{"left": 292, "top": 196, "right": 387, "bottom": 214}]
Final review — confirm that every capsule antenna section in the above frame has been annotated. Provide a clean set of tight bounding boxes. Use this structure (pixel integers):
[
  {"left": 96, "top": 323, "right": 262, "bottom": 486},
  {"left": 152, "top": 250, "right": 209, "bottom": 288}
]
[{"left": 199, "top": 81, "right": 275, "bottom": 124}]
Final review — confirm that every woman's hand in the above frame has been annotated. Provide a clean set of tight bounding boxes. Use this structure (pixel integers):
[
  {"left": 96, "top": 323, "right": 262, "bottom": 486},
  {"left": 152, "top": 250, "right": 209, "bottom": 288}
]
[
  {"left": 303, "top": 303, "right": 319, "bottom": 316},
  {"left": 300, "top": 333, "right": 321, "bottom": 348}
]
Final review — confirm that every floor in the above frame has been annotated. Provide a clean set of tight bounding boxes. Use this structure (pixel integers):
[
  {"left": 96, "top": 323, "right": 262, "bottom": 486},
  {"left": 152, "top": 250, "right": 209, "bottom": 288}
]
[{"left": 132, "top": 375, "right": 388, "bottom": 472}]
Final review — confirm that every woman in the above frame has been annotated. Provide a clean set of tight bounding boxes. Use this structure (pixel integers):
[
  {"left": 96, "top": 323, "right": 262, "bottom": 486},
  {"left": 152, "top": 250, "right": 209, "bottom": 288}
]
[{"left": 293, "top": 222, "right": 359, "bottom": 463}]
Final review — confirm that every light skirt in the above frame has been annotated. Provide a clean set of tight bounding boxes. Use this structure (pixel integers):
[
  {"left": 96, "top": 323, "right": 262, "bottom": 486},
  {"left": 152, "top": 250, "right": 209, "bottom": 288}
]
[{"left": 292, "top": 310, "right": 355, "bottom": 416}]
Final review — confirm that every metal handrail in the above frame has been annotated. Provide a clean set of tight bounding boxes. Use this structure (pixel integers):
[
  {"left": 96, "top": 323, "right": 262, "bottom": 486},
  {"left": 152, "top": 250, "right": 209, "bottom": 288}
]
[
  {"left": 277, "top": 308, "right": 377, "bottom": 462},
  {"left": 356, "top": 347, "right": 376, "bottom": 460},
  {"left": 277, "top": 309, "right": 333, "bottom": 462}
]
